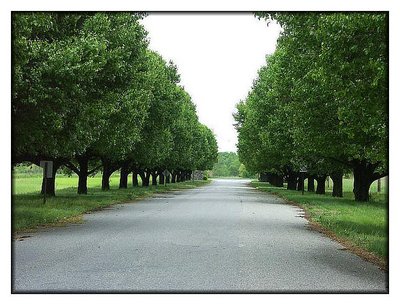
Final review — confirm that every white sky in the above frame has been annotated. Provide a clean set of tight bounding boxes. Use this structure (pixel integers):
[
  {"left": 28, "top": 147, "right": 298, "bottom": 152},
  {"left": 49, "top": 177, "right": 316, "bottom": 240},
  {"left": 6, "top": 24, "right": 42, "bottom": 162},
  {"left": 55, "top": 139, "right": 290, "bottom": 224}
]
[{"left": 140, "top": 13, "right": 281, "bottom": 152}]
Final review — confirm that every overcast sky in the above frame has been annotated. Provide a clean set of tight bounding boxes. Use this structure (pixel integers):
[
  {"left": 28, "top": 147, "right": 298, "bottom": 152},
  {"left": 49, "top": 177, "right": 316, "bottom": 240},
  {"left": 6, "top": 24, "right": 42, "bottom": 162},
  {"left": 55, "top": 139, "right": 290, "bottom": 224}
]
[{"left": 140, "top": 13, "right": 282, "bottom": 152}]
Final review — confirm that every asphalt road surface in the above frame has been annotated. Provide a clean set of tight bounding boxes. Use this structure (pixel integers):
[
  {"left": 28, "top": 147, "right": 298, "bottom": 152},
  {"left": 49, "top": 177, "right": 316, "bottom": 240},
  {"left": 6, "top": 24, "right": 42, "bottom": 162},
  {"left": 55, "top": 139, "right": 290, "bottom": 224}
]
[{"left": 13, "top": 179, "right": 387, "bottom": 293}]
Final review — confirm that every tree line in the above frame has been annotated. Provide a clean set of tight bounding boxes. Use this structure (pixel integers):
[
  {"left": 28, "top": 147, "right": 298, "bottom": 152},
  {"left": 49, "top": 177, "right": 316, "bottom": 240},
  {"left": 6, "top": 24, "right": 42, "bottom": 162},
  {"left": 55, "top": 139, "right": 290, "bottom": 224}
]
[
  {"left": 234, "top": 13, "right": 388, "bottom": 201},
  {"left": 211, "top": 152, "right": 255, "bottom": 178},
  {"left": 12, "top": 12, "right": 218, "bottom": 196}
]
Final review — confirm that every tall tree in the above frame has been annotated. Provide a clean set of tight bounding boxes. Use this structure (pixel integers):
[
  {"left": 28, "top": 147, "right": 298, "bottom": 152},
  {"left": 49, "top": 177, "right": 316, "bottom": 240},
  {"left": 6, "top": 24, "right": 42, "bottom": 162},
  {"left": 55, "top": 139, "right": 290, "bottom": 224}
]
[{"left": 262, "top": 12, "right": 388, "bottom": 201}]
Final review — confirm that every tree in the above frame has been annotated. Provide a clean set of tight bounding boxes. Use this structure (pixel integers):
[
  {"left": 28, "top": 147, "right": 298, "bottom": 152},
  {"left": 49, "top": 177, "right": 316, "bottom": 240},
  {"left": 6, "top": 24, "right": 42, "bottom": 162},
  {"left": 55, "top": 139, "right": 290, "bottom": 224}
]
[
  {"left": 12, "top": 12, "right": 220, "bottom": 195},
  {"left": 212, "top": 152, "right": 241, "bottom": 177},
  {"left": 236, "top": 12, "right": 387, "bottom": 201},
  {"left": 61, "top": 13, "right": 151, "bottom": 194},
  {"left": 123, "top": 51, "right": 181, "bottom": 187},
  {"left": 261, "top": 12, "right": 388, "bottom": 201},
  {"left": 197, "top": 125, "right": 219, "bottom": 171},
  {"left": 12, "top": 13, "right": 107, "bottom": 195},
  {"left": 13, "top": 12, "right": 151, "bottom": 194},
  {"left": 163, "top": 87, "right": 199, "bottom": 183},
  {"left": 234, "top": 50, "right": 300, "bottom": 189}
]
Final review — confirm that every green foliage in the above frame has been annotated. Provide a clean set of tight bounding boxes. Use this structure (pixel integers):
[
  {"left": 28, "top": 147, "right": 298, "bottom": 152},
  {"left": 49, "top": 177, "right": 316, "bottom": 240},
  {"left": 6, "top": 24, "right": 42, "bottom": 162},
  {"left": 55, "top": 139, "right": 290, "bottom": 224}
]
[
  {"left": 12, "top": 12, "right": 219, "bottom": 194},
  {"left": 238, "top": 163, "right": 255, "bottom": 178},
  {"left": 12, "top": 13, "right": 150, "bottom": 161},
  {"left": 235, "top": 13, "right": 388, "bottom": 200},
  {"left": 271, "top": 13, "right": 388, "bottom": 169},
  {"left": 212, "top": 152, "right": 241, "bottom": 177}
]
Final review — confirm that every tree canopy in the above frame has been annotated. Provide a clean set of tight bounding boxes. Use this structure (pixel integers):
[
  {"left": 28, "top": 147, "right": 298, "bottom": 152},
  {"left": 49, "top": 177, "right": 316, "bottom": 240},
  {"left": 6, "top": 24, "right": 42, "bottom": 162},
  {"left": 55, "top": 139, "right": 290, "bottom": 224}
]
[
  {"left": 12, "top": 12, "right": 219, "bottom": 195},
  {"left": 235, "top": 12, "right": 388, "bottom": 201}
]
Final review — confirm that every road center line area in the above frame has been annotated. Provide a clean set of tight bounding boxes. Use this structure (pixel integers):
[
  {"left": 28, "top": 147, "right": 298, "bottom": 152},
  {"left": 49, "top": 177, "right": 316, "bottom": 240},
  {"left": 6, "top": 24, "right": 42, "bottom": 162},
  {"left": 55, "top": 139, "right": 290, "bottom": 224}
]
[{"left": 12, "top": 179, "right": 387, "bottom": 293}]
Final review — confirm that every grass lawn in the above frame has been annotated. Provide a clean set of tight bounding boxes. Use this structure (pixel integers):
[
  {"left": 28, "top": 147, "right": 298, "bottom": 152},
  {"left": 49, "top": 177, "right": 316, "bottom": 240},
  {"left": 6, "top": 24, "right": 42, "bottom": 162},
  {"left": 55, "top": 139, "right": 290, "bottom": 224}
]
[
  {"left": 12, "top": 172, "right": 210, "bottom": 233},
  {"left": 251, "top": 179, "right": 388, "bottom": 268},
  {"left": 12, "top": 171, "right": 125, "bottom": 195}
]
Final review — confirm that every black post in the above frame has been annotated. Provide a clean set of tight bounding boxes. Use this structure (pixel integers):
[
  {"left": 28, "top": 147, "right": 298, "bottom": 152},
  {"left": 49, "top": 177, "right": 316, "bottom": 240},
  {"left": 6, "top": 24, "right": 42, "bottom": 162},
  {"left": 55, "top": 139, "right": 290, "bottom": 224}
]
[{"left": 43, "top": 163, "right": 47, "bottom": 204}]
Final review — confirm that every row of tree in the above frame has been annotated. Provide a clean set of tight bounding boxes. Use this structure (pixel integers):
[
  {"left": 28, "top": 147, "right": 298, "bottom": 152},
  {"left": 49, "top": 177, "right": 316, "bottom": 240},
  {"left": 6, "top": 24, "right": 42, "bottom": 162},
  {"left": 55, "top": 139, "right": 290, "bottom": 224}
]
[
  {"left": 12, "top": 12, "right": 218, "bottom": 195},
  {"left": 234, "top": 13, "right": 388, "bottom": 201}
]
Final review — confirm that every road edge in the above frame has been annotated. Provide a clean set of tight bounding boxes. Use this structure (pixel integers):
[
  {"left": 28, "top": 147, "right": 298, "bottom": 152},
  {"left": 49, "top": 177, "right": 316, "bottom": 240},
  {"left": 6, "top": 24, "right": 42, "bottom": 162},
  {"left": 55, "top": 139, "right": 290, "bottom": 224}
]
[
  {"left": 12, "top": 180, "right": 212, "bottom": 239},
  {"left": 249, "top": 182, "right": 388, "bottom": 272}
]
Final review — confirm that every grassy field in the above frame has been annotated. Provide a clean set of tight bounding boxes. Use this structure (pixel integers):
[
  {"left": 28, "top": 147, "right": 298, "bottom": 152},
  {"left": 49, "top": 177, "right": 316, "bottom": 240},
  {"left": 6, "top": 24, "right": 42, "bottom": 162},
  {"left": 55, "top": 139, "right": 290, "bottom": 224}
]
[
  {"left": 307, "top": 176, "right": 388, "bottom": 196},
  {"left": 12, "top": 172, "right": 210, "bottom": 233},
  {"left": 13, "top": 172, "right": 124, "bottom": 195},
  {"left": 251, "top": 178, "right": 388, "bottom": 268}
]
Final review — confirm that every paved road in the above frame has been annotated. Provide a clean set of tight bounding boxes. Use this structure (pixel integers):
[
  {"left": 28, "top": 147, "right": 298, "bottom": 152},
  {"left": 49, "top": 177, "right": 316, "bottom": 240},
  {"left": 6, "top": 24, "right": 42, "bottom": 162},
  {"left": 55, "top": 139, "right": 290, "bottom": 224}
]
[{"left": 13, "top": 179, "right": 387, "bottom": 293}]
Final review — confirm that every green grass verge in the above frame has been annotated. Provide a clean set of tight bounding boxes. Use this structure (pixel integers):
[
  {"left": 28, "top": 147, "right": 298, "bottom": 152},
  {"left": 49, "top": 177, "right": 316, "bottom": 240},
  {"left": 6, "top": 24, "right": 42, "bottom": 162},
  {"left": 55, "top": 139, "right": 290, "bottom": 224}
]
[
  {"left": 12, "top": 174, "right": 210, "bottom": 233},
  {"left": 251, "top": 181, "right": 388, "bottom": 265}
]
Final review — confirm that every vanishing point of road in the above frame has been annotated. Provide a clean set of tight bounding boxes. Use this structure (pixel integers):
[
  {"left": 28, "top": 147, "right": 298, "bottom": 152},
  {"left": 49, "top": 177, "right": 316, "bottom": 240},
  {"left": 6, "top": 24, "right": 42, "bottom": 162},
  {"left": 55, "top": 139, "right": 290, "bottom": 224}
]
[{"left": 13, "top": 179, "right": 387, "bottom": 293}]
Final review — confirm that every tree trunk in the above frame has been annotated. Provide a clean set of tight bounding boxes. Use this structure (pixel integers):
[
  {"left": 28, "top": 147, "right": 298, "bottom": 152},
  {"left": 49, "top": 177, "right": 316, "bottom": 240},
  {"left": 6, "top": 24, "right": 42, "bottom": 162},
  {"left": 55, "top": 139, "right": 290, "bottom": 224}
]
[
  {"left": 132, "top": 171, "right": 138, "bottom": 187},
  {"left": 286, "top": 172, "right": 297, "bottom": 190},
  {"left": 159, "top": 173, "right": 165, "bottom": 185},
  {"left": 307, "top": 176, "right": 315, "bottom": 192},
  {"left": 77, "top": 156, "right": 89, "bottom": 194},
  {"left": 352, "top": 160, "right": 379, "bottom": 202},
  {"left": 101, "top": 160, "right": 114, "bottom": 191},
  {"left": 171, "top": 171, "right": 176, "bottom": 183},
  {"left": 270, "top": 174, "right": 284, "bottom": 187},
  {"left": 140, "top": 170, "right": 150, "bottom": 187},
  {"left": 166, "top": 173, "right": 171, "bottom": 183},
  {"left": 274, "top": 174, "right": 283, "bottom": 187},
  {"left": 119, "top": 165, "right": 129, "bottom": 189},
  {"left": 176, "top": 171, "right": 182, "bottom": 182},
  {"left": 151, "top": 171, "right": 158, "bottom": 186},
  {"left": 331, "top": 171, "right": 343, "bottom": 197},
  {"left": 315, "top": 175, "right": 327, "bottom": 195},
  {"left": 259, "top": 172, "right": 268, "bottom": 182},
  {"left": 40, "top": 161, "right": 61, "bottom": 197}
]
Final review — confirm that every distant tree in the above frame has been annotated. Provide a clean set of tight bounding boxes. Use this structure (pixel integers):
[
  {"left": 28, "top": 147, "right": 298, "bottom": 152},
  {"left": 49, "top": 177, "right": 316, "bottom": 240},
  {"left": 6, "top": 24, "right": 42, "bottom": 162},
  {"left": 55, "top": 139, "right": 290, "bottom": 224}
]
[
  {"left": 212, "top": 152, "right": 241, "bottom": 177},
  {"left": 121, "top": 51, "right": 181, "bottom": 188}
]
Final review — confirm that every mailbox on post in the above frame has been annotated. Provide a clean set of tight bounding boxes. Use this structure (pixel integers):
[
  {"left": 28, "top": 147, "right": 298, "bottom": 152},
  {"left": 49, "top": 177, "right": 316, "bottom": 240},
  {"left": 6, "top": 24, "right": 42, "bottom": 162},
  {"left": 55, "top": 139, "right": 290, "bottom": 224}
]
[
  {"left": 299, "top": 167, "right": 308, "bottom": 195},
  {"left": 39, "top": 161, "right": 53, "bottom": 203},
  {"left": 40, "top": 161, "right": 53, "bottom": 178}
]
